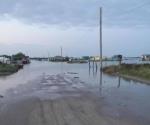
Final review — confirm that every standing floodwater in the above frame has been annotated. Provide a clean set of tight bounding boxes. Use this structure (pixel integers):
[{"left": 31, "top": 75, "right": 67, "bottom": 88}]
[{"left": 0, "top": 61, "right": 150, "bottom": 125}]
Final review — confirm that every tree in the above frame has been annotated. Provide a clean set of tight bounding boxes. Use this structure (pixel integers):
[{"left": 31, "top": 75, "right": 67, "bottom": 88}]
[{"left": 12, "top": 52, "right": 26, "bottom": 61}]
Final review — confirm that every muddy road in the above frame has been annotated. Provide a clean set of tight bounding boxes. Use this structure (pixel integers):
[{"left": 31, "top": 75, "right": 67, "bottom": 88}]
[
  {"left": 0, "top": 74, "right": 149, "bottom": 125},
  {"left": 0, "top": 96, "right": 139, "bottom": 125}
]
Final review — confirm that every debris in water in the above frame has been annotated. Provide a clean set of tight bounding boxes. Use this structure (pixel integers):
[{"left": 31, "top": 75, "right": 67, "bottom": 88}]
[
  {"left": 0, "top": 95, "right": 4, "bottom": 98},
  {"left": 74, "top": 77, "right": 79, "bottom": 78},
  {"left": 80, "top": 81, "right": 85, "bottom": 84}
]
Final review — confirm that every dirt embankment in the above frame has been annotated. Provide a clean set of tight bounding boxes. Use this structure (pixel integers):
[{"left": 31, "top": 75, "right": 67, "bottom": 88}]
[
  {"left": 103, "top": 64, "right": 150, "bottom": 84},
  {"left": 0, "top": 64, "right": 23, "bottom": 76}
]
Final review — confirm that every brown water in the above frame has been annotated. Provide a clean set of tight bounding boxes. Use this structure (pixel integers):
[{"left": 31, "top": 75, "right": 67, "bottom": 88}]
[{"left": 0, "top": 61, "right": 150, "bottom": 124}]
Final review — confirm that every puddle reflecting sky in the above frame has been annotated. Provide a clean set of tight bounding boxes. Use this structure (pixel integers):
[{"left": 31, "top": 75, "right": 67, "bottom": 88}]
[{"left": 0, "top": 60, "right": 150, "bottom": 124}]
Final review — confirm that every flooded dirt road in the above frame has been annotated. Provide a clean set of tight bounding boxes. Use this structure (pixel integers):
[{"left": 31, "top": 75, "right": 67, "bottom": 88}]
[
  {"left": 0, "top": 61, "right": 150, "bottom": 125},
  {"left": 0, "top": 73, "right": 149, "bottom": 125}
]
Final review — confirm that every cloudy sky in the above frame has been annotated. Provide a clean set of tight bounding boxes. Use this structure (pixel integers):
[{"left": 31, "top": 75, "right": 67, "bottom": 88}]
[{"left": 0, "top": 0, "right": 150, "bottom": 57}]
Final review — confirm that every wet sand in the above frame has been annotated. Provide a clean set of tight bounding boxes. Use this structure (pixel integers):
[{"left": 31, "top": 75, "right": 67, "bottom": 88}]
[{"left": 0, "top": 74, "right": 149, "bottom": 125}]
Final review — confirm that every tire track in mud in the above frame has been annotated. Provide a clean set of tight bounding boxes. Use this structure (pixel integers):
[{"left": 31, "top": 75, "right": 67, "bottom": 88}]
[
  {"left": 54, "top": 99, "right": 84, "bottom": 125},
  {"left": 1, "top": 74, "right": 144, "bottom": 125},
  {"left": 65, "top": 97, "right": 112, "bottom": 125}
]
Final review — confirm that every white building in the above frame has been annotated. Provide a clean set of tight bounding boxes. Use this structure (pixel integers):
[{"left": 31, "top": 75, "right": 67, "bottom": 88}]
[
  {"left": 0, "top": 57, "right": 11, "bottom": 64},
  {"left": 142, "top": 54, "right": 150, "bottom": 61}
]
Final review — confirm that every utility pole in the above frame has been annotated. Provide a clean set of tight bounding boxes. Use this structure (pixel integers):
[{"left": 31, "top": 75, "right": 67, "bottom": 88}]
[
  {"left": 60, "top": 46, "right": 62, "bottom": 57},
  {"left": 48, "top": 52, "right": 50, "bottom": 61},
  {"left": 99, "top": 7, "right": 103, "bottom": 70},
  {"left": 99, "top": 7, "right": 103, "bottom": 96}
]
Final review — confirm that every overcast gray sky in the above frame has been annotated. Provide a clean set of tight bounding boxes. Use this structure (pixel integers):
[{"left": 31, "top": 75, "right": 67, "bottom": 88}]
[{"left": 0, "top": 0, "right": 150, "bottom": 57}]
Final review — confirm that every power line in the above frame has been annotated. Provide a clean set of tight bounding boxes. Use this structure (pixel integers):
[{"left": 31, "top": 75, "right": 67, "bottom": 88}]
[
  {"left": 116, "top": 0, "right": 150, "bottom": 19},
  {"left": 102, "top": 0, "right": 150, "bottom": 26}
]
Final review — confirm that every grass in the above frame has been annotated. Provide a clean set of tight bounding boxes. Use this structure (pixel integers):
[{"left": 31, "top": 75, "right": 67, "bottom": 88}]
[
  {"left": 0, "top": 64, "right": 18, "bottom": 75},
  {"left": 103, "top": 64, "right": 150, "bottom": 81}
]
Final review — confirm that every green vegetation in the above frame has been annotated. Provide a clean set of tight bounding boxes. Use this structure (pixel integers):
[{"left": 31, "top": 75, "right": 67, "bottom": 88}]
[
  {"left": 0, "top": 64, "right": 18, "bottom": 75},
  {"left": 12, "top": 52, "right": 26, "bottom": 61},
  {"left": 0, "top": 52, "right": 29, "bottom": 76},
  {"left": 0, "top": 55, "right": 11, "bottom": 59},
  {"left": 103, "top": 64, "right": 150, "bottom": 81}
]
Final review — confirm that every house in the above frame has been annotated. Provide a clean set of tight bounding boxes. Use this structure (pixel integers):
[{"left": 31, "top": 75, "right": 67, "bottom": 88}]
[
  {"left": 22, "top": 56, "right": 30, "bottom": 64},
  {"left": 141, "top": 54, "right": 150, "bottom": 61},
  {"left": 90, "top": 56, "right": 100, "bottom": 61},
  {"left": 81, "top": 56, "right": 90, "bottom": 60},
  {"left": 68, "top": 58, "right": 80, "bottom": 63},
  {"left": 111, "top": 55, "right": 123, "bottom": 61},
  {"left": 90, "top": 56, "right": 107, "bottom": 61},
  {"left": 67, "top": 57, "right": 87, "bottom": 63},
  {"left": 11, "top": 53, "right": 30, "bottom": 65},
  {"left": 49, "top": 56, "right": 65, "bottom": 62},
  {"left": 0, "top": 56, "right": 11, "bottom": 64}
]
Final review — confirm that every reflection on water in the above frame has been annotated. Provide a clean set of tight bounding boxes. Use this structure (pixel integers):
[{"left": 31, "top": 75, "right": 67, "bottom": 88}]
[
  {"left": 86, "top": 60, "right": 150, "bottom": 124},
  {"left": 0, "top": 60, "right": 149, "bottom": 93},
  {"left": 99, "top": 69, "right": 103, "bottom": 96},
  {"left": 0, "top": 60, "right": 150, "bottom": 124},
  {"left": 117, "top": 76, "right": 121, "bottom": 88},
  {"left": 88, "top": 61, "right": 103, "bottom": 96}
]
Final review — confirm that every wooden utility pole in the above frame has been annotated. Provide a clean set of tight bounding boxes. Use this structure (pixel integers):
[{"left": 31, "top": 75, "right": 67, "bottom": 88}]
[
  {"left": 99, "top": 7, "right": 103, "bottom": 70},
  {"left": 99, "top": 7, "right": 103, "bottom": 96},
  {"left": 60, "top": 46, "right": 62, "bottom": 57}
]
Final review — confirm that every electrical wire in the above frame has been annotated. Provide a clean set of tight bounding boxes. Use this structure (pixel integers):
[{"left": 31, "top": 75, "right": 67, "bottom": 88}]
[{"left": 115, "top": 0, "right": 150, "bottom": 19}]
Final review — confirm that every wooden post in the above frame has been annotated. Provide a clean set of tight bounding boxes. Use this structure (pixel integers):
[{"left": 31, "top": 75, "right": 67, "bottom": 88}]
[
  {"left": 93, "top": 58, "right": 95, "bottom": 69},
  {"left": 96, "top": 61, "right": 98, "bottom": 71},
  {"left": 117, "top": 76, "right": 121, "bottom": 88},
  {"left": 89, "top": 59, "right": 91, "bottom": 76},
  {"left": 60, "top": 46, "right": 62, "bottom": 57},
  {"left": 99, "top": 68, "right": 103, "bottom": 96},
  {"left": 89, "top": 59, "right": 91, "bottom": 69}
]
